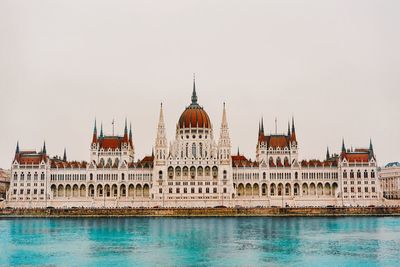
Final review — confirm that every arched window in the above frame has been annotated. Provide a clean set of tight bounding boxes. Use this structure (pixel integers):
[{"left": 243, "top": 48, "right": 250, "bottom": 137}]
[
  {"left": 13, "top": 172, "right": 17, "bottom": 181},
  {"left": 223, "top": 170, "right": 227, "bottom": 179},
  {"left": 192, "top": 143, "right": 196, "bottom": 158},
  {"left": 371, "top": 170, "right": 375, "bottom": 178},
  {"left": 295, "top": 172, "right": 298, "bottom": 179},
  {"left": 343, "top": 170, "right": 347, "bottom": 178},
  {"left": 27, "top": 172, "right": 31, "bottom": 180},
  {"left": 199, "top": 143, "right": 203, "bottom": 157},
  {"left": 364, "top": 170, "right": 368, "bottom": 178},
  {"left": 185, "top": 143, "right": 189, "bottom": 158},
  {"left": 357, "top": 170, "right": 361, "bottom": 178},
  {"left": 263, "top": 172, "right": 266, "bottom": 179},
  {"left": 168, "top": 167, "right": 174, "bottom": 179},
  {"left": 121, "top": 173, "right": 125, "bottom": 180},
  {"left": 90, "top": 173, "right": 93, "bottom": 180},
  {"left": 159, "top": 170, "right": 163, "bottom": 179},
  {"left": 34, "top": 172, "right": 38, "bottom": 180},
  {"left": 40, "top": 173, "right": 45, "bottom": 180},
  {"left": 350, "top": 170, "right": 354, "bottom": 178}
]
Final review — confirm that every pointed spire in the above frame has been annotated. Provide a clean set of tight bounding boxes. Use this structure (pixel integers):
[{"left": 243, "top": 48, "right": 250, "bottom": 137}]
[
  {"left": 63, "top": 148, "right": 67, "bottom": 162},
  {"left": 124, "top": 118, "right": 128, "bottom": 135},
  {"left": 221, "top": 102, "right": 228, "bottom": 127},
  {"left": 258, "top": 120, "right": 261, "bottom": 136},
  {"left": 369, "top": 138, "right": 374, "bottom": 152},
  {"left": 237, "top": 147, "right": 240, "bottom": 156},
  {"left": 287, "top": 121, "right": 291, "bottom": 136},
  {"left": 326, "top": 147, "right": 330, "bottom": 160},
  {"left": 342, "top": 138, "right": 346, "bottom": 153},
  {"left": 291, "top": 117, "right": 295, "bottom": 133},
  {"left": 92, "top": 118, "right": 98, "bottom": 143},
  {"left": 129, "top": 122, "right": 132, "bottom": 144},
  {"left": 191, "top": 73, "right": 198, "bottom": 105},
  {"left": 15, "top": 141, "right": 20, "bottom": 154},
  {"left": 42, "top": 141, "right": 46, "bottom": 154},
  {"left": 100, "top": 122, "right": 104, "bottom": 138},
  {"left": 159, "top": 102, "right": 165, "bottom": 125},
  {"left": 261, "top": 117, "right": 264, "bottom": 134},
  {"left": 152, "top": 147, "right": 154, "bottom": 157}
]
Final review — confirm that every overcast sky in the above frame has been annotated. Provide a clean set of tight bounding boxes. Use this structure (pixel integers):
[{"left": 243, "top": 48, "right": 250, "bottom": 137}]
[{"left": 0, "top": 0, "right": 399, "bottom": 169}]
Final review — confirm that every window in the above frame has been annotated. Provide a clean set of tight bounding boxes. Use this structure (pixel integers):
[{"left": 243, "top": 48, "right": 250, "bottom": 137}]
[
  {"left": 169, "top": 188, "right": 172, "bottom": 194},
  {"left": 295, "top": 172, "right": 298, "bottom": 179},
  {"left": 223, "top": 170, "right": 227, "bottom": 179},
  {"left": 213, "top": 188, "right": 217, "bottom": 193},
  {"left": 206, "top": 188, "right": 210, "bottom": 193},
  {"left": 159, "top": 170, "right": 163, "bottom": 179},
  {"left": 364, "top": 170, "right": 368, "bottom": 178},
  {"left": 371, "top": 170, "right": 375, "bottom": 178},
  {"left": 184, "top": 188, "right": 187, "bottom": 194},
  {"left": 343, "top": 171, "right": 347, "bottom": 178},
  {"left": 263, "top": 172, "right": 266, "bottom": 179},
  {"left": 159, "top": 188, "right": 162, "bottom": 194},
  {"left": 199, "top": 188, "right": 202, "bottom": 194},
  {"left": 192, "top": 143, "right": 196, "bottom": 158},
  {"left": 357, "top": 170, "right": 361, "bottom": 178},
  {"left": 191, "top": 188, "right": 195, "bottom": 193},
  {"left": 350, "top": 170, "right": 354, "bottom": 178}
]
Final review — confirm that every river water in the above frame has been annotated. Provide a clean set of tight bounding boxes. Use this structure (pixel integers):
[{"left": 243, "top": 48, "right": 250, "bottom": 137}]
[{"left": 0, "top": 217, "right": 399, "bottom": 266}]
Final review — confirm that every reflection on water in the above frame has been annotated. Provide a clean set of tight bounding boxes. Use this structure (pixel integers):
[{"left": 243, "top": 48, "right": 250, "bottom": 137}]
[{"left": 0, "top": 217, "right": 399, "bottom": 266}]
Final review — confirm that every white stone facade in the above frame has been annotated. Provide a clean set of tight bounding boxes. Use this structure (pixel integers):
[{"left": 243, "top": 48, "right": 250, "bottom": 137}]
[
  {"left": 379, "top": 162, "right": 400, "bottom": 199},
  {"left": 6, "top": 83, "right": 384, "bottom": 208}
]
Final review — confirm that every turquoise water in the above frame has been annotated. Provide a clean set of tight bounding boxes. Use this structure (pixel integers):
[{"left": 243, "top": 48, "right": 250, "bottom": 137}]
[{"left": 1, "top": 217, "right": 400, "bottom": 266}]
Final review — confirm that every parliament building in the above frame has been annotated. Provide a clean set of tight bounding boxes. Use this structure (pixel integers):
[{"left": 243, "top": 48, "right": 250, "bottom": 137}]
[{"left": 7, "top": 80, "right": 383, "bottom": 208}]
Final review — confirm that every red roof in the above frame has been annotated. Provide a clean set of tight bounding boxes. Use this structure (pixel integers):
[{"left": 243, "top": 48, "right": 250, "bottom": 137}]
[
  {"left": 342, "top": 152, "right": 369, "bottom": 163},
  {"left": 259, "top": 134, "right": 290, "bottom": 149},
  {"left": 15, "top": 151, "right": 47, "bottom": 165},
  {"left": 98, "top": 136, "right": 127, "bottom": 150},
  {"left": 232, "top": 155, "right": 258, "bottom": 167},
  {"left": 178, "top": 106, "right": 211, "bottom": 129}
]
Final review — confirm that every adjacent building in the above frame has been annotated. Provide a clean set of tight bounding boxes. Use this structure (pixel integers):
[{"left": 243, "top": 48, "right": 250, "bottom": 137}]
[
  {"left": 0, "top": 169, "right": 10, "bottom": 199},
  {"left": 6, "top": 80, "right": 383, "bottom": 208},
  {"left": 379, "top": 162, "right": 400, "bottom": 199}
]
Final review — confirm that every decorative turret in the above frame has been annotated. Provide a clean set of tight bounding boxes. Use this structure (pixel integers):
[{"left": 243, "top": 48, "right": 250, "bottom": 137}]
[
  {"left": 92, "top": 119, "right": 97, "bottom": 143},
  {"left": 63, "top": 148, "right": 67, "bottom": 162},
  {"left": 129, "top": 123, "right": 133, "bottom": 147},
  {"left": 123, "top": 118, "right": 128, "bottom": 143},
  {"left": 15, "top": 141, "right": 19, "bottom": 154},
  {"left": 290, "top": 117, "right": 297, "bottom": 142},
  {"left": 342, "top": 138, "right": 346, "bottom": 153},
  {"left": 218, "top": 102, "right": 231, "bottom": 164},
  {"left": 155, "top": 103, "right": 168, "bottom": 165},
  {"left": 326, "top": 147, "right": 330, "bottom": 160},
  {"left": 42, "top": 141, "right": 46, "bottom": 154},
  {"left": 100, "top": 123, "right": 104, "bottom": 138}
]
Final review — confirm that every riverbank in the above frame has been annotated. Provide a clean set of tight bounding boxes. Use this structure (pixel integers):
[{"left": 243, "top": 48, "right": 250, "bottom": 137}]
[{"left": 1, "top": 206, "right": 400, "bottom": 217}]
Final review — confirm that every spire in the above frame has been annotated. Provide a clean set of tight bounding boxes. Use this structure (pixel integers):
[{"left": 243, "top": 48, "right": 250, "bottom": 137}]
[
  {"left": 369, "top": 138, "right": 374, "bottom": 152},
  {"left": 152, "top": 147, "right": 154, "bottom": 157},
  {"left": 92, "top": 119, "right": 98, "bottom": 143},
  {"left": 100, "top": 122, "right": 104, "bottom": 138},
  {"left": 63, "top": 148, "right": 67, "bottom": 162},
  {"left": 15, "top": 141, "right": 19, "bottom": 154},
  {"left": 290, "top": 117, "right": 297, "bottom": 142},
  {"left": 261, "top": 117, "right": 264, "bottom": 134},
  {"left": 191, "top": 74, "right": 198, "bottom": 105},
  {"left": 159, "top": 102, "right": 165, "bottom": 126},
  {"left": 342, "top": 138, "right": 346, "bottom": 153},
  {"left": 291, "top": 116, "right": 295, "bottom": 133},
  {"left": 129, "top": 122, "right": 133, "bottom": 145},
  {"left": 123, "top": 118, "right": 128, "bottom": 142},
  {"left": 287, "top": 121, "right": 291, "bottom": 136},
  {"left": 42, "top": 141, "right": 46, "bottom": 154},
  {"left": 221, "top": 102, "right": 228, "bottom": 128},
  {"left": 326, "top": 147, "right": 330, "bottom": 160},
  {"left": 237, "top": 147, "right": 240, "bottom": 156}
]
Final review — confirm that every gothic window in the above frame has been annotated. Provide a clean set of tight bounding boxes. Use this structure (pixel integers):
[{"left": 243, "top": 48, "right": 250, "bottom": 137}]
[
  {"left": 205, "top": 166, "right": 211, "bottom": 176},
  {"left": 107, "top": 158, "right": 112, "bottom": 166},
  {"left": 168, "top": 167, "right": 174, "bottom": 179},
  {"left": 192, "top": 143, "right": 196, "bottom": 158},
  {"left": 357, "top": 170, "right": 361, "bottom": 178},
  {"left": 159, "top": 170, "right": 163, "bottom": 179},
  {"left": 263, "top": 172, "right": 266, "bottom": 179},
  {"left": 284, "top": 157, "right": 289, "bottom": 166},
  {"left": 199, "top": 143, "right": 203, "bottom": 157},
  {"left": 343, "top": 170, "right": 347, "bottom": 178},
  {"left": 371, "top": 170, "right": 375, "bottom": 178},
  {"left": 197, "top": 166, "right": 203, "bottom": 177},
  {"left": 190, "top": 166, "right": 196, "bottom": 179},
  {"left": 13, "top": 173, "right": 17, "bottom": 181},
  {"left": 185, "top": 144, "right": 189, "bottom": 158},
  {"left": 212, "top": 166, "right": 218, "bottom": 179},
  {"left": 350, "top": 170, "right": 354, "bottom": 178},
  {"left": 223, "top": 170, "right": 227, "bottom": 179},
  {"left": 295, "top": 172, "right": 298, "bottom": 179},
  {"left": 34, "top": 172, "right": 38, "bottom": 180},
  {"left": 27, "top": 172, "right": 31, "bottom": 180},
  {"left": 364, "top": 170, "right": 368, "bottom": 178},
  {"left": 183, "top": 166, "right": 188, "bottom": 177}
]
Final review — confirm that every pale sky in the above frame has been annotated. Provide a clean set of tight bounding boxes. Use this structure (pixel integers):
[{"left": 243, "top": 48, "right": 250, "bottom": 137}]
[{"left": 0, "top": 0, "right": 399, "bottom": 169}]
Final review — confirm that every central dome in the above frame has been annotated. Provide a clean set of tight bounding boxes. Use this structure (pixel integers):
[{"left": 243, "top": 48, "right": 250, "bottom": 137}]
[{"left": 178, "top": 79, "right": 211, "bottom": 129}]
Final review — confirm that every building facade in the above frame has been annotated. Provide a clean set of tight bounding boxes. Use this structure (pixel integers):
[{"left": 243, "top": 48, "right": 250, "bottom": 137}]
[
  {"left": 6, "top": 81, "right": 384, "bottom": 208},
  {"left": 379, "top": 162, "right": 400, "bottom": 199}
]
